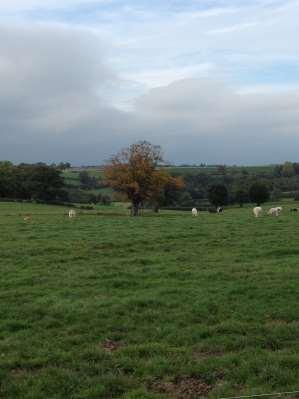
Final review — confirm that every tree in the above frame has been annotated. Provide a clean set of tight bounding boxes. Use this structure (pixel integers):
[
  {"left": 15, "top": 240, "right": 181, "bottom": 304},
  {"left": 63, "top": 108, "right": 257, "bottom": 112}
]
[
  {"left": 281, "top": 162, "right": 295, "bottom": 177},
  {"left": 57, "top": 162, "right": 71, "bottom": 170},
  {"left": 249, "top": 183, "right": 270, "bottom": 205},
  {"left": 0, "top": 161, "right": 17, "bottom": 198},
  {"left": 234, "top": 188, "right": 249, "bottom": 207},
  {"left": 18, "top": 163, "right": 66, "bottom": 201},
  {"left": 101, "top": 194, "right": 112, "bottom": 205},
  {"left": 271, "top": 188, "right": 282, "bottom": 201},
  {"left": 79, "top": 171, "right": 97, "bottom": 189},
  {"left": 208, "top": 184, "right": 228, "bottom": 208},
  {"left": 217, "top": 165, "right": 227, "bottom": 175},
  {"left": 293, "top": 163, "right": 299, "bottom": 175},
  {"left": 151, "top": 172, "right": 184, "bottom": 212},
  {"left": 104, "top": 141, "right": 184, "bottom": 215}
]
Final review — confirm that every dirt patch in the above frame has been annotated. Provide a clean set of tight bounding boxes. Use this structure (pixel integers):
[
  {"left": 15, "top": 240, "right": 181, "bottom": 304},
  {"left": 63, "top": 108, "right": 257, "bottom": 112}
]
[
  {"left": 94, "top": 243, "right": 116, "bottom": 251},
  {"left": 11, "top": 368, "right": 27, "bottom": 378},
  {"left": 152, "top": 377, "right": 212, "bottom": 399},
  {"left": 102, "top": 339, "right": 123, "bottom": 352},
  {"left": 10, "top": 366, "right": 42, "bottom": 378},
  {"left": 193, "top": 349, "right": 226, "bottom": 360}
]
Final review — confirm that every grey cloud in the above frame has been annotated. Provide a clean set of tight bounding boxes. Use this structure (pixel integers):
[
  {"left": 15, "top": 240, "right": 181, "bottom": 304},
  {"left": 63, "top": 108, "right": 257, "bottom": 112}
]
[
  {"left": 0, "top": 23, "right": 128, "bottom": 163},
  {"left": 134, "top": 79, "right": 299, "bottom": 164},
  {"left": 1, "top": 24, "right": 299, "bottom": 165}
]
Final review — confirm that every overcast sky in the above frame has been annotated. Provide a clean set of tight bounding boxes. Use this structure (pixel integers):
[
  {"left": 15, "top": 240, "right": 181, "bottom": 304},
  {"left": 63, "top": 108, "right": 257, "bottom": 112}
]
[{"left": 0, "top": 0, "right": 299, "bottom": 165}]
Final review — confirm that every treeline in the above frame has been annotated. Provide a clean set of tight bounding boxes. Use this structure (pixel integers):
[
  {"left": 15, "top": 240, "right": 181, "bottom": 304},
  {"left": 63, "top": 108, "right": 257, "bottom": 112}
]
[
  {"left": 1, "top": 159, "right": 299, "bottom": 208},
  {"left": 0, "top": 162, "right": 67, "bottom": 201},
  {"left": 166, "top": 162, "right": 299, "bottom": 208},
  {"left": 66, "top": 171, "right": 112, "bottom": 204},
  {"left": 0, "top": 162, "right": 112, "bottom": 205}
]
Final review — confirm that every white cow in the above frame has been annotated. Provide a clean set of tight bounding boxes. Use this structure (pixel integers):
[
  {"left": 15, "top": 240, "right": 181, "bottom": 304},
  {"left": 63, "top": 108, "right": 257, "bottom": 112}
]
[
  {"left": 253, "top": 206, "right": 262, "bottom": 218},
  {"left": 268, "top": 206, "right": 282, "bottom": 216},
  {"left": 69, "top": 209, "right": 76, "bottom": 218},
  {"left": 192, "top": 208, "right": 198, "bottom": 217}
]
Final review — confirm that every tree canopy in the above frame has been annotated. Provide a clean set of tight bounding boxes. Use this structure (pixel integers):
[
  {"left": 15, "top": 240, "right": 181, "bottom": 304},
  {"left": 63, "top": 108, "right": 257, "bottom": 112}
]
[
  {"left": 249, "top": 183, "right": 270, "bottom": 205},
  {"left": 0, "top": 162, "right": 66, "bottom": 201},
  {"left": 104, "top": 141, "right": 184, "bottom": 215},
  {"left": 208, "top": 184, "right": 228, "bottom": 208}
]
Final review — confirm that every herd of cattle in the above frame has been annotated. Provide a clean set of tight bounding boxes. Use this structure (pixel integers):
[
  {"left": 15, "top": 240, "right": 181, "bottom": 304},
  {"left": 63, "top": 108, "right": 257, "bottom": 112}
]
[
  {"left": 253, "top": 206, "right": 282, "bottom": 217},
  {"left": 22, "top": 206, "right": 299, "bottom": 221},
  {"left": 68, "top": 207, "right": 299, "bottom": 218},
  {"left": 191, "top": 206, "right": 299, "bottom": 218}
]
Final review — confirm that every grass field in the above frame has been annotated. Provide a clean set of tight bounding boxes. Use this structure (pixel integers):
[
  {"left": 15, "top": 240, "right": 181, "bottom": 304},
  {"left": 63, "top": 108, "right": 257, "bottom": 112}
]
[
  {"left": 63, "top": 164, "right": 277, "bottom": 182},
  {"left": 62, "top": 170, "right": 104, "bottom": 187},
  {"left": 1, "top": 202, "right": 299, "bottom": 398},
  {"left": 62, "top": 169, "right": 112, "bottom": 198},
  {"left": 165, "top": 165, "right": 277, "bottom": 176}
]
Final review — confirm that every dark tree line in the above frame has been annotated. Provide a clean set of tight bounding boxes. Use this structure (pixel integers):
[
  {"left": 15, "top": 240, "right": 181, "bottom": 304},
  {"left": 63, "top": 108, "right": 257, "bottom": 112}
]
[
  {"left": 0, "top": 162, "right": 67, "bottom": 201},
  {"left": 78, "top": 171, "right": 99, "bottom": 190},
  {"left": 162, "top": 162, "right": 299, "bottom": 208}
]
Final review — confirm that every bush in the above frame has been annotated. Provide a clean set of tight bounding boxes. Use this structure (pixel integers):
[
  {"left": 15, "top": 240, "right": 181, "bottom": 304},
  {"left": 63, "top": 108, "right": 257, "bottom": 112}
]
[
  {"left": 67, "top": 189, "right": 97, "bottom": 204},
  {"left": 208, "top": 184, "right": 228, "bottom": 207},
  {"left": 249, "top": 183, "right": 270, "bottom": 205},
  {"left": 101, "top": 195, "right": 112, "bottom": 205},
  {"left": 79, "top": 205, "right": 94, "bottom": 210}
]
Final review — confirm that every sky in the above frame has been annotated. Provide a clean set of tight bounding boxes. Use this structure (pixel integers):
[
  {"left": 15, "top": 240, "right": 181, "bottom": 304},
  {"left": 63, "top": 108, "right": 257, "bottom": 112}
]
[{"left": 0, "top": 0, "right": 299, "bottom": 165}]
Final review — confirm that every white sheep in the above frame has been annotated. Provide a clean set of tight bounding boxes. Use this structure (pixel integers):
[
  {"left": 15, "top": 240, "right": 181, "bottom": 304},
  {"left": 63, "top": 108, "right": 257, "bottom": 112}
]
[
  {"left": 268, "top": 206, "right": 282, "bottom": 216},
  {"left": 253, "top": 206, "right": 262, "bottom": 218},
  {"left": 68, "top": 209, "right": 76, "bottom": 218},
  {"left": 191, "top": 208, "right": 198, "bottom": 217}
]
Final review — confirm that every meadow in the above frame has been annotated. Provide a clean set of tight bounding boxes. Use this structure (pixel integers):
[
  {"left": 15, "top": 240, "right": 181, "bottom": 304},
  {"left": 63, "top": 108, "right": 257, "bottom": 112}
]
[
  {"left": 1, "top": 202, "right": 299, "bottom": 398},
  {"left": 62, "top": 164, "right": 277, "bottom": 183}
]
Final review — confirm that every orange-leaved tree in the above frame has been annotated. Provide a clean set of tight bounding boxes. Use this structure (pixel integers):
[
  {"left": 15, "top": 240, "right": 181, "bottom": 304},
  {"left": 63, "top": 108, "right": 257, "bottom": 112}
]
[{"left": 104, "top": 141, "right": 184, "bottom": 215}]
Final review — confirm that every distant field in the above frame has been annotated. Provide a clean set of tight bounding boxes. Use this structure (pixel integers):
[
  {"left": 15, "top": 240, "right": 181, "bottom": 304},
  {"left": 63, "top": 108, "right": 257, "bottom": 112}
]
[
  {"left": 63, "top": 164, "right": 277, "bottom": 181},
  {"left": 166, "top": 165, "right": 277, "bottom": 176},
  {"left": 1, "top": 202, "right": 299, "bottom": 398},
  {"left": 62, "top": 169, "right": 112, "bottom": 197},
  {"left": 63, "top": 169, "right": 104, "bottom": 187}
]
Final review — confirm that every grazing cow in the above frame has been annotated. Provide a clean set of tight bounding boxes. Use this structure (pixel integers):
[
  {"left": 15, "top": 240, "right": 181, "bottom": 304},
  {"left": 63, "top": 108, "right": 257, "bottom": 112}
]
[
  {"left": 69, "top": 209, "right": 76, "bottom": 218},
  {"left": 192, "top": 208, "right": 198, "bottom": 217},
  {"left": 253, "top": 206, "right": 262, "bottom": 218},
  {"left": 217, "top": 207, "right": 224, "bottom": 213},
  {"left": 290, "top": 208, "right": 298, "bottom": 212},
  {"left": 268, "top": 206, "right": 282, "bottom": 216}
]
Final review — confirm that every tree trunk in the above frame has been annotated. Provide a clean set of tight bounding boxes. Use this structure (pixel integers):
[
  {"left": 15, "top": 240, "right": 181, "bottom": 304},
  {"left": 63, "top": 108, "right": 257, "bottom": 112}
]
[
  {"left": 132, "top": 202, "right": 140, "bottom": 216},
  {"left": 131, "top": 192, "right": 142, "bottom": 216}
]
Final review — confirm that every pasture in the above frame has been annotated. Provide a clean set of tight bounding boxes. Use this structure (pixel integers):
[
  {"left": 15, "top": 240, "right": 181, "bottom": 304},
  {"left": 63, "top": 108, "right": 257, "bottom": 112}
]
[{"left": 1, "top": 202, "right": 299, "bottom": 398}]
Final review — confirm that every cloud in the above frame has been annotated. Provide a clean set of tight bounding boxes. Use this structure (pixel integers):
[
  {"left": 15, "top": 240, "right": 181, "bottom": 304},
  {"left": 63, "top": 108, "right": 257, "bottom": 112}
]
[
  {"left": 0, "top": 1, "right": 299, "bottom": 165},
  {"left": 0, "top": 0, "right": 113, "bottom": 12},
  {"left": 134, "top": 79, "right": 299, "bottom": 164},
  {"left": 0, "top": 23, "right": 113, "bottom": 133},
  {"left": 1, "top": 23, "right": 299, "bottom": 165},
  {"left": 0, "top": 23, "right": 134, "bottom": 163}
]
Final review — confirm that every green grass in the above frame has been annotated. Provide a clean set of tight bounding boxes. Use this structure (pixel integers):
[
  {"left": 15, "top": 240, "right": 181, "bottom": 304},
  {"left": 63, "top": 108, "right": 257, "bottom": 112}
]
[
  {"left": 1, "top": 202, "right": 299, "bottom": 398},
  {"left": 62, "top": 169, "right": 112, "bottom": 198},
  {"left": 166, "top": 165, "right": 277, "bottom": 176},
  {"left": 62, "top": 169, "right": 104, "bottom": 187}
]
